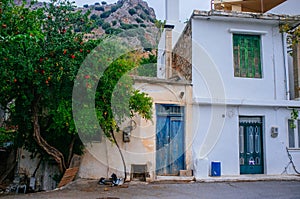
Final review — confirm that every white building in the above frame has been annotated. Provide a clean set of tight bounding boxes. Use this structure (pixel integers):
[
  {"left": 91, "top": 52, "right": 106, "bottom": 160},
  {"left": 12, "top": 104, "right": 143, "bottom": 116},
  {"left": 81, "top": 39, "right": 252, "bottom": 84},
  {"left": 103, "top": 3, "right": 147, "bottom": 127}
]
[{"left": 157, "top": 0, "right": 300, "bottom": 179}]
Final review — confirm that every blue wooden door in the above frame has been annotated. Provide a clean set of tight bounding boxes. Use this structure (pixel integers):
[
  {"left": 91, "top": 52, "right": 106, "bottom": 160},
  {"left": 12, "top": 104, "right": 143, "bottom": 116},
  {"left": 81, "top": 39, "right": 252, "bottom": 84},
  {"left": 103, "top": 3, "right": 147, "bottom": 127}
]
[
  {"left": 239, "top": 117, "right": 264, "bottom": 174},
  {"left": 156, "top": 105, "right": 185, "bottom": 176}
]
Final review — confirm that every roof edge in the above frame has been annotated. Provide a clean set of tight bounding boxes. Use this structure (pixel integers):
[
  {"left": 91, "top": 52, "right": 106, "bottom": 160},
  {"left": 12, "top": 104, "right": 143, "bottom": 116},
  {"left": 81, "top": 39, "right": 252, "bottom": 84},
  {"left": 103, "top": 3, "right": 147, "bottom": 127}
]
[{"left": 192, "top": 10, "right": 300, "bottom": 23}]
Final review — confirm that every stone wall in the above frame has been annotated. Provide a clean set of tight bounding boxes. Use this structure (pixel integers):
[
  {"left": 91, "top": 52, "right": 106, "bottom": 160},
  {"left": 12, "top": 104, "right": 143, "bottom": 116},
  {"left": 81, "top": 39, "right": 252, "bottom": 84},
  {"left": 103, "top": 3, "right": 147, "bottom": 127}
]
[{"left": 172, "top": 22, "right": 192, "bottom": 81}]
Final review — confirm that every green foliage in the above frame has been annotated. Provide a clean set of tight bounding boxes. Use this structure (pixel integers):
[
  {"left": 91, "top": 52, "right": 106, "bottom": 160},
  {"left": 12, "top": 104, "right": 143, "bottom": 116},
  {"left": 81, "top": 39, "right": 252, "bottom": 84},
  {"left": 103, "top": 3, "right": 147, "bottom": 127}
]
[
  {"left": 139, "top": 13, "right": 147, "bottom": 20},
  {"left": 102, "top": 22, "right": 111, "bottom": 30},
  {"left": 0, "top": 128, "right": 15, "bottom": 147},
  {"left": 112, "top": 20, "right": 117, "bottom": 26},
  {"left": 95, "top": 18, "right": 104, "bottom": 26},
  {"left": 90, "top": 14, "right": 98, "bottom": 20},
  {"left": 135, "top": 18, "right": 143, "bottom": 23},
  {"left": 0, "top": 0, "right": 99, "bottom": 167},
  {"left": 0, "top": 0, "right": 153, "bottom": 172},
  {"left": 101, "top": 1, "right": 107, "bottom": 5},
  {"left": 137, "top": 53, "right": 157, "bottom": 77},
  {"left": 140, "top": 23, "right": 146, "bottom": 28},
  {"left": 95, "top": 6, "right": 104, "bottom": 11},
  {"left": 105, "top": 28, "right": 122, "bottom": 34},
  {"left": 290, "top": 109, "right": 299, "bottom": 129},
  {"left": 142, "top": 8, "right": 150, "bottom": 15},
  {"left": 280, "top": 23, "right": 300, "bottom": 54},
  {"left": 95, "top": 2, "right": 100, "bottom": 5},
  {"left": 128, "top": 8, "right": 136, "bottom": 16},
  {"left": 93, "top": 51, "right": 153, "bottom": 137},
  {"left": 120, "top": 22, "right": 137, "bottom": 30},
  {"left": 100, "top": 10, "right": 111, "bottom": 18},
  {"left": 129, "top": 90, "right": 152, "bottom": 120},
  {"left": 110, "top": 5, "right": 118, "bottom": 13},
  {"left": 83, "top": 4, "right": 89, "bottom": 8},
  {"left": 148, "top": 17, "right": 155, "bottom": 23}
]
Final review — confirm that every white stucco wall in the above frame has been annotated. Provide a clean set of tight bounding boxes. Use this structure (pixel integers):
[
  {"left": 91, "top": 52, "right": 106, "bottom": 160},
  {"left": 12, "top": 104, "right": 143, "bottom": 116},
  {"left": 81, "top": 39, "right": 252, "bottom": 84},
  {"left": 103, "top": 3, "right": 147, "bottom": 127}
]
[
  {"left": 192, "top": 104, "right": 300, "bottom": 179},
  {"left": 190, "top": 15, "right": 300, "bottom": 179},
  {"left": 191, "top": 17, "right": 287, "bottom": 101},
  {"left": 78, "top": 79, "right": 193, "bottom": 181}
]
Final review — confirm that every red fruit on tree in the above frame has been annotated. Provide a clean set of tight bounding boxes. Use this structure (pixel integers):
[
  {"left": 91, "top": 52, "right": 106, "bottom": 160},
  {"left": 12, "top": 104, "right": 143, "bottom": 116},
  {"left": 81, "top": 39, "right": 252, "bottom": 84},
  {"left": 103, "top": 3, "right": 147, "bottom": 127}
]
[
  {"left": 41, "top": 70, "right": 45, "bottom": 75},
  {"left": 63, "top": 49, "right": 67, "bottom": 54},
  {"left": 71, "top": 54, "right": 75, "bottom": 59},
  {"left": 80, "top": 49, "right": 83, "bottom": 53},
  {"left": 39, "top": 58, "right": 43, "bottom": 62},
  {"left": 14, "top": 78, "right": 17, "bottom": 83},
  {"left": 84, "top": 75, "right": 90, "bottom": 79},
  {"left": 2, "top": 24, "right": 7, "bottom": 29}
]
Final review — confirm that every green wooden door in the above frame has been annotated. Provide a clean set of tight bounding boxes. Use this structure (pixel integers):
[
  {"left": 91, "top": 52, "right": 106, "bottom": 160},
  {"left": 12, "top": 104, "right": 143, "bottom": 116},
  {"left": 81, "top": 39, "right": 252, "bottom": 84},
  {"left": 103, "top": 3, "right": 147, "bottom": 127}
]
[{"left": 239, "top": 117, "right": 264, "bottom": 174}]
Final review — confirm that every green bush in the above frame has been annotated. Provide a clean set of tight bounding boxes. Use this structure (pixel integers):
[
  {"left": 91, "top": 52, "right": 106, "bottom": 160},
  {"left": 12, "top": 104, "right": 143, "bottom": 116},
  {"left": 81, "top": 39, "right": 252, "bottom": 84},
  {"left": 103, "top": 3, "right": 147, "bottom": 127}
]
[
  {"left": 102, "top": 22, "right": 111, "bottom": 30},
  {"left": 83, "top": 4, "right": 89, "bottom": 8},
  {"left": 135, "top": 18, "right": 143, "bottom": 23},
  {"left": 142, "top": 8, "right": 150, "bottom": 15},
  {"left": 105, "top": 28, "right": 123, "bottom": 34},
  {"left": 101, "top": 1, "right": 107, "bottom": 5},
  {"left": 128, "top": 8, "right": 136, "bottom": 16},
  {"left": 148, "top": 17, "right": 155, "bottom": 23},
  {"left": 120, "top": 22, "right": 134, "bottom": 30},
  {"left": 95, "top": 6, "right": 104, "bottom": 11},
  {"left": 100, "top": 11, "right": 111, "bottom": 18},
  {"left": 139, "top": 13, "right": 147, "bottom": 20},
  {"left": 90, "top": 14, "right": 98, "bottom": 20},
  {"left": 111, "top": 5, "right": 118, "bottom": 13},
  {"left": 95, "top": 2, "right": 100, "bottom": 5},
  {"left": 137, "top": 54, "right": 157, "bottom": 77},
  {"left": 140, "top": 23, "right": 146, "bottom": 28},
  {"left": 112, "top": 20, "right": 117, "bottom": 26},
  {"left": 96, "top": 18, "right": 104, "bottom": 26}
]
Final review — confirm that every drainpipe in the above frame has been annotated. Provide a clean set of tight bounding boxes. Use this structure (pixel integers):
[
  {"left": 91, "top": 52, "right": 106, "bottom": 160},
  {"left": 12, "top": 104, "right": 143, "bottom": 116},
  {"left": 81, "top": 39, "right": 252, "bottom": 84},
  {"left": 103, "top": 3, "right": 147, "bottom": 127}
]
[{"left": 282, "top": 32, "right": 290, "bottom": 100}]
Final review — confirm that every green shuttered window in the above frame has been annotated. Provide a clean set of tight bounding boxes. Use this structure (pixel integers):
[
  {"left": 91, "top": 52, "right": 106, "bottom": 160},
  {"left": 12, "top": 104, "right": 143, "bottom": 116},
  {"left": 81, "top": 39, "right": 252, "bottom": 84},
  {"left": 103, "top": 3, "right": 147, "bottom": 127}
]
[{"left": 233, "top": 34, "right": 262, "bottom": 78}]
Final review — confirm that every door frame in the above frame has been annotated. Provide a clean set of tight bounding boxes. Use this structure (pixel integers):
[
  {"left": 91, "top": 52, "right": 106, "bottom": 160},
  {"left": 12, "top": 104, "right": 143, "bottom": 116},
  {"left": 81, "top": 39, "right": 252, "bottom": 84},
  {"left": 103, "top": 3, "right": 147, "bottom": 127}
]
[{"left": 155, "top": 104, "right": 186, "bottom": 176}]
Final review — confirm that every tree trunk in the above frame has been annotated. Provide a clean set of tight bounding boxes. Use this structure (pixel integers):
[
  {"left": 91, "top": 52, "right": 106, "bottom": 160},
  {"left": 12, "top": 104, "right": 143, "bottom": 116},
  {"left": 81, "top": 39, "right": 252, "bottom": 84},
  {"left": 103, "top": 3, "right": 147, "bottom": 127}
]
[
  {"left": 32, "top": 102, "right": 66, "bottom": 173},
  {"left": 111, "top": 130, "right": 127, "bottom": 181},
  {"left": 67, "top": 136, "right": 75, "bottom": 167}
]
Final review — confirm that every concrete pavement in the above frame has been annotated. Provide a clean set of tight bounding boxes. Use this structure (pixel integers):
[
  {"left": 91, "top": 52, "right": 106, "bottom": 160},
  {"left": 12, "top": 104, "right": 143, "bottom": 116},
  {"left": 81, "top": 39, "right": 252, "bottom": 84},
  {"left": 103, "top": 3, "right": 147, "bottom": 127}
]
[{"left": 1, "top": 177, "right": 300, "bottom": 199}]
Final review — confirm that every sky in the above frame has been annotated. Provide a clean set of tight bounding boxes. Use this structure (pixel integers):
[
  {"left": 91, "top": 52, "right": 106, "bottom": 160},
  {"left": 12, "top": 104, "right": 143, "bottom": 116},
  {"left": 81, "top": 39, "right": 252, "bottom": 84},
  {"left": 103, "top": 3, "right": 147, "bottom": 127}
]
[{"left": 43, "top": 0, "right": 299, "bottom": 21}]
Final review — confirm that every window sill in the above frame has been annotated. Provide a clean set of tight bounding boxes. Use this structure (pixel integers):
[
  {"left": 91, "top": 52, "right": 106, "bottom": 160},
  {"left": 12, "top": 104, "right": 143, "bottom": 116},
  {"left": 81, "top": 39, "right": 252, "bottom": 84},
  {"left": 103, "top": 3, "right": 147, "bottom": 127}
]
[{"left": 287, "top": 148, "right": 300, "bottom": 152}]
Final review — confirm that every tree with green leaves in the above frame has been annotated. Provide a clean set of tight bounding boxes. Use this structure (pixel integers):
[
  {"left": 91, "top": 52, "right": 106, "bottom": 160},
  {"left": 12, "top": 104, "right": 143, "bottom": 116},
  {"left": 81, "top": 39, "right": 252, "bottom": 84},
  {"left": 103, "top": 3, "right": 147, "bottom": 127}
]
[{"left": 0, "top": 0, "right": 153, "bottom": 179}]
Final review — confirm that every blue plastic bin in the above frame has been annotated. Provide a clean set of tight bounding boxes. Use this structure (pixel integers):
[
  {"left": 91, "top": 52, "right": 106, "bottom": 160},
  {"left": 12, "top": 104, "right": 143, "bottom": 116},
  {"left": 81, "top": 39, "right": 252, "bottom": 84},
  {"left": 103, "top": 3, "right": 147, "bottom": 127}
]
[{"left": 211, "top": 161, "right": 221, "bottom": 176}]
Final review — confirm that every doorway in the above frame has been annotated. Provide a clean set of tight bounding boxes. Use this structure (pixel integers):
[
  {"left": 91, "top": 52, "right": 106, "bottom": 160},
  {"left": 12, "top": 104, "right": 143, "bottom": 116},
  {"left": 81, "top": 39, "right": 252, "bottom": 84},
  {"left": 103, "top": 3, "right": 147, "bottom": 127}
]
[
  {"left": 239, "top": 116, "right": 264, "bottom": 174},
  {"left": 156, "top": 104, "right": 185, "bottom": 175}
]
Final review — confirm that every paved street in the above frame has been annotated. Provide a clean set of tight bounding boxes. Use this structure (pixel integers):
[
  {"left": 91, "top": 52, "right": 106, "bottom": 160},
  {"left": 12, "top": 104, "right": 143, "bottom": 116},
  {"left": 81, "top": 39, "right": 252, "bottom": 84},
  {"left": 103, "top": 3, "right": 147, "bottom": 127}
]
[{"left": 1, "top": 179, "right": 300, "bottom": 199}]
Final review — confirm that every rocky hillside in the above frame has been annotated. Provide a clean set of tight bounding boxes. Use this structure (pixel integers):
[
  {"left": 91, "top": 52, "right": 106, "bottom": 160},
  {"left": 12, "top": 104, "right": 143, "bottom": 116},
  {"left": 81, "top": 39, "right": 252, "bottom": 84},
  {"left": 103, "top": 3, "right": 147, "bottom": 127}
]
[
  {"left": 79, "top": 0, "right": 160, "bottom": 49},
  {"left": 14, "top": 0, "right": 161, "bottom": 50}
]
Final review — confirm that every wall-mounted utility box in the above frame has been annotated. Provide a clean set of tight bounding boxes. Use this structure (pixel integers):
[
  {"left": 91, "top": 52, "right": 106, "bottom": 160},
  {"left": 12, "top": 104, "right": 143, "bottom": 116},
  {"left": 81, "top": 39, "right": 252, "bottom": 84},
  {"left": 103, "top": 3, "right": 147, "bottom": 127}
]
[{"left": 271, "top": 126, "right": 279, "bottom": 138}]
